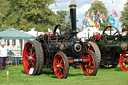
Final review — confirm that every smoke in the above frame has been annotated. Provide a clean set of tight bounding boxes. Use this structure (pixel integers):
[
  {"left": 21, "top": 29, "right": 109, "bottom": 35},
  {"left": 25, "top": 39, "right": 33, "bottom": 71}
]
[{"left": 70, "top": 0, "right": 76, "bottom": 5}]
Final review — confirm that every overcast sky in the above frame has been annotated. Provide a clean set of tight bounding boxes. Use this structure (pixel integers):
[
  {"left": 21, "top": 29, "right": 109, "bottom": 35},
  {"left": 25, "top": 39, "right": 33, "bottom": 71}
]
[{"left": 49, "top": 0, "right": 127, "bottom": 30}]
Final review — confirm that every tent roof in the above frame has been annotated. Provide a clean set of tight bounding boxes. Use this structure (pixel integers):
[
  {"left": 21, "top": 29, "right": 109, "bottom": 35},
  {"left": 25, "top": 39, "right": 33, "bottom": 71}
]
[{"left": 0, "top": 28, "right": 36, "bottom": 39}]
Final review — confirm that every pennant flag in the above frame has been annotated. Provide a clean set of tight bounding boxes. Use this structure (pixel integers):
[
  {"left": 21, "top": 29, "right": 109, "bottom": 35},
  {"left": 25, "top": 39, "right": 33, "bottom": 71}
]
[
  {"left": 88, "top": 18, "right": 95, "bottom": 27},
  {"left": 109, "top": 15, "right": 116, "bottom": 26},
  {"left": 84, "top": 18, "right": 89, "bottom": 27},
  {"left": 95, "top": 23, "right": 98, "bottom": 28},
  {"left": 91, "top": 10, "right": 96, "bottom": 21},
  {"left": 100, "top": 18, "right": 104, "bottom": 25},
  {"left": 87, "top": 12, "right": 90, "bottom": 19},
  {"left": 99, "top": 14, "right": 103, "bottom": 19},
  {"left": 112, "top": 9, "right": 117, "bottom": 17},
  {"left": 97, "top": 10, "right": 101, "bottom": 15},
  {"left": 83, "top": 25, "right": 87, "bottom": 29},
  {"left": 102, "top": 14, "right": 107, "bottom": 21}
]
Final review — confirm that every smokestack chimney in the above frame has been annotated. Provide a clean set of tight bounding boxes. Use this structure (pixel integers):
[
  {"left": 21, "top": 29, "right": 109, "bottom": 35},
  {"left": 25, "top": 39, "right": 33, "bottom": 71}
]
[{"left": 69, "top": 4, "right": 77, "bottom": 36}]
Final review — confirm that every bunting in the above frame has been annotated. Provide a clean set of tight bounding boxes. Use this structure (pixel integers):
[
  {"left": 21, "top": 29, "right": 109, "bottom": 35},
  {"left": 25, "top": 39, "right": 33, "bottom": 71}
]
[{"left": 83, "top": 9, "right": 117, "bottom": 29}]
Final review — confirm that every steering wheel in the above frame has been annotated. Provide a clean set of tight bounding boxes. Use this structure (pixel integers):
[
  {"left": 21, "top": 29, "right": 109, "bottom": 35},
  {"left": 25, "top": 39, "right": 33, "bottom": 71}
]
[
  {"left": 102, "top": 26, "right": 121, "bottom": 41},
  {"left": 53, "top": 24, "right": 64, "bottom": 35},
  {"left": 53, "top": 24, "right": 71, "bottom": 39}
]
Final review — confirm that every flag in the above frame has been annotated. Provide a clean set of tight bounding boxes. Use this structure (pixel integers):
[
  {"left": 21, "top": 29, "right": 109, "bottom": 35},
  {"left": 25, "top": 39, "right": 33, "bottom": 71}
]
[
  {"left": 87, "top": 12, "right": 90, "bottom": 19},
  {"left": 112, "top": 9, "right": 117, "bottom": 17},
  {"left": 88, "top": 19, "right": 95, "bottom": 27},
  {"left": 99, "top": 14, "right": 103, "bottom": 19},
  {"left": 91, "top": 10, "right": 96, "bottom": 21},
  {"left": 100, "top": 18, "right": 104, "bottom": 25},
  {"left": 109, "top": 15, "right": 116, "bottom": 26},
  {"left": 84, "top": 18, "right": 89, "bottom": 27},
  {"left": 102, "top": 14, "right": 107, "bottom": 21},
  {"left": 97, "top": 10, "right": 101, "bottom": 15},
  {"left": 83, "top": 25, "right": 87, "bottom": 29},
  {"left": 95, "top": 24, "right": 98, "bottom": 28}
]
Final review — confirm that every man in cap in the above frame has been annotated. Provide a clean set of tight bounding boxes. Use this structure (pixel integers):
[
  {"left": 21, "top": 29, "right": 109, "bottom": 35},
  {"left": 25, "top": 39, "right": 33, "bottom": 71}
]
[{"left": 0, "top": 41, "right": 8, "bottom": 70}]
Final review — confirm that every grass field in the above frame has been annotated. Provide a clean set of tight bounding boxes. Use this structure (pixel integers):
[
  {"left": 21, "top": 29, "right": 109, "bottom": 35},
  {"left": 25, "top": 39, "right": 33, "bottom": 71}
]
[{"left": 0, "top": 64, "right": 128, "bottom": 85}]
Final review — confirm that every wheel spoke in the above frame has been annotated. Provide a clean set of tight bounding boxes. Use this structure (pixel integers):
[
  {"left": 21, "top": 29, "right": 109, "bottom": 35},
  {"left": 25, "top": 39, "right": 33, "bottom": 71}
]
[
  {"left": 28, "top": 46, "right": 32, "bottom": 54},
  {"left": 85, "top": 47, "right": 88, "bottom": 51},
  {"left": 119, "top": 52, "right": 128, "bottom": 71},
  {"left": 88, "top": 46, "right": 90, "bottom": 50},
  {"left": 27, "top": 62, "right": 31, "bottom": 69},
  {"left": 31, "top": 52, "right": 36, "bottom": 57},
  {"left": 31, "top": 61, "right": 36, "bottom": 68},
  {"left": 53, "top": 52, "right": 69, "bottom": 78}
]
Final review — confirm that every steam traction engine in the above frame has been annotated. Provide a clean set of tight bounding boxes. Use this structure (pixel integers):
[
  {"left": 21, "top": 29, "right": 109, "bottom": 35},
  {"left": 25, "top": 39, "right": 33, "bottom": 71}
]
[
  {"left": 86, "top": 26, "right": 128, "bottom": 71},
  {"left": 22, "top": 4, "right": 98, "bottom": 78}
]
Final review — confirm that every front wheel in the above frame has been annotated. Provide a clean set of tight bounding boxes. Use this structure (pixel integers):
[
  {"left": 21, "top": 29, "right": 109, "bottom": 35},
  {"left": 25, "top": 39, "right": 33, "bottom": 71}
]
[
  {"left": 80, "top": 50, "right": 98, "bottom": 76},
  {"left": 119, "top": 51, "right": 128, "bottom": 71},
  {"left": 53, "top": 52, "right": 69, "bottom": 79}
]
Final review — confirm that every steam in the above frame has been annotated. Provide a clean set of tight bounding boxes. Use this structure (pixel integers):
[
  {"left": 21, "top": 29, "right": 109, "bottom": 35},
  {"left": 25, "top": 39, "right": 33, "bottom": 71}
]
[{"left": 70, "top": 0, "right": 76, "bottom": 5}]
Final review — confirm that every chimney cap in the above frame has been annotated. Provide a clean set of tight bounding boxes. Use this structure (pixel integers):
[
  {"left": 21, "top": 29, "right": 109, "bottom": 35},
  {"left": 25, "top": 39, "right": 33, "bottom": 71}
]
[{"left": 69, "top": 5, "right": 77, "bottom": 9}]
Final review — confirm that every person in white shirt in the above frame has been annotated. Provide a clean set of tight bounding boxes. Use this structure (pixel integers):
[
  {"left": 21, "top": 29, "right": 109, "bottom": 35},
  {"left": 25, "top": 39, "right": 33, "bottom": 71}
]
[{"left": 0, "top": 41, "right": 8, "bottom": 70}]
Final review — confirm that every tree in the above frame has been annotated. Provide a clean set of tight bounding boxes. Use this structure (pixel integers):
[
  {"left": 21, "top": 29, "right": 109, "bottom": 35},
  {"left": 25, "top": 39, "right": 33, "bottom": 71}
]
[
  {"left": 83, "top": 0, "right": 109, "bottom": 30},
  {"left": 56, "top": 10, "right": 71, "bottom": 28},
  {"left": 120, "top": 1, "right": 128, "bottom": 27},
  {"left": 0, "top": 0, "right": 58, "bottom": 32},
  {"left": 56, "top": 10, "right": 81, "bottom": 31}
]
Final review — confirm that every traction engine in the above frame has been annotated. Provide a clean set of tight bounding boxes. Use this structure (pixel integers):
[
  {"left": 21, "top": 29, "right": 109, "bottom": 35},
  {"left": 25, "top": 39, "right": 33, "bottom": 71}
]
[
  {"left": 86, "top": 26, "right": 128, "bottom": 71},
  {"left": 22, "top": 4, "right": 98, "bottom": 78}
]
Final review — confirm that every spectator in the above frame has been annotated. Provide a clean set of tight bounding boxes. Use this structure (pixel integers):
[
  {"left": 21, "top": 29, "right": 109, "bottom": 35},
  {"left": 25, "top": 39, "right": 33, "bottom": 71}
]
[{"left": 0, "top": 41, "right": 9, "bottom": 71}]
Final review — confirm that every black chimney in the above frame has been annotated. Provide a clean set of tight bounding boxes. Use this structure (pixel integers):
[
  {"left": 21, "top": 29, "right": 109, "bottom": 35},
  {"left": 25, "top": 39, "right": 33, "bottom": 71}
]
[{"left": 69, "top": 4, "right": 77, "bottom": 36}]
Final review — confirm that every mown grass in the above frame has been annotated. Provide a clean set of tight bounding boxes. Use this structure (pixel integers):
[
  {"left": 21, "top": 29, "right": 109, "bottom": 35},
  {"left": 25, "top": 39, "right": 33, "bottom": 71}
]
[{"left": 0, "top": 64, "right": 128, "bottom": 85}]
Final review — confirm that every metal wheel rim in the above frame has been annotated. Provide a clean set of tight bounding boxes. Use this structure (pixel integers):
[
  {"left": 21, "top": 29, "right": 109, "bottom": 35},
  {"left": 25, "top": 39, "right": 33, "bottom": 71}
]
[
  {"left": 53, "top": 53, "right": 66, "bottom": 78},
  {"left": 23, "top": 42, "right": 37, "bottom": 75},
  {"left": 82, "top": 51, "right": 95, "bottom": 76},
  {"left": 119, "top": 52, "right": 128, "bottom": 71}
]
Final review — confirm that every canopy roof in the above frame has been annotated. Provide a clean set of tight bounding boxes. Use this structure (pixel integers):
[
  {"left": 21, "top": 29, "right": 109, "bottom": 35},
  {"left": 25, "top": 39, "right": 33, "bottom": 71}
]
[{"left": 0, "top": 28, "right": 36, "bottom": 39}]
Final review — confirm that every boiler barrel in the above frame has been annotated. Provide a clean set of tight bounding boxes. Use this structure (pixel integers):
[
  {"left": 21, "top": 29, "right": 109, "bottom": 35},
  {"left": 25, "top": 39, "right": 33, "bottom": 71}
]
[{"left": 117, "top": 41, "right": 128, "bottom": 53}]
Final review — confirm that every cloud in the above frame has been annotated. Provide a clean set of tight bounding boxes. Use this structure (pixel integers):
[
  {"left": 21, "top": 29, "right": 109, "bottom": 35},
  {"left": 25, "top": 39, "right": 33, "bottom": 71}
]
[
  {"left": 54, "top": 0, "right": 69, "bottom": 3},
  {"left": 100, "top": 0, "right": 127, "bottom": 17},
  {"left": 76, "top": 4, "right": 91, "bottom": 28},
  {"left": 49, "top": 0, "right": 127, "bottom": 29},
  {"left": 77, "top": 4, "right": 91, "bottom": 18}
]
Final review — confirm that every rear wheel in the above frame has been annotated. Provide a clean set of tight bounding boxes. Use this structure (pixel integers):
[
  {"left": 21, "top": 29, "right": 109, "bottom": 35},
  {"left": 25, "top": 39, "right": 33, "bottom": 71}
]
[
  {"left": 53, "top": 52, "right": 69, "bottom": 78},
  {"left": 80, "top": 50, "right": 98, "bottom": 76},
  {"left": 119, "top": 51, "right": 128, "bottom": 71},
  {"left": 85, "top": 41, "right": 101, "bottom": 64},
  {"left": 23, "top": 40, "right": 44, "bottom": 75}
]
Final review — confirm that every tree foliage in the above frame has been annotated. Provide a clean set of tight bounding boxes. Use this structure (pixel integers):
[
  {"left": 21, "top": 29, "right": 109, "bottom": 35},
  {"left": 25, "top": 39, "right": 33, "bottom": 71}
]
[
  {"left": 0, "top": 0, "right": 58, "bottom": 32},
  {"left": 83, "top": 0, "right": 109, "bottom": 30},
  {"left": 56, "top": 10, "right": 71, "bottom": 28},
  {"left": 120, "top": 2, "right": 128, "bottom": 27},
  {"left": 56, "top": 10, "right": 82, "bottom": 32},
  {"left": 87, "top": 0, "right": 108, "bottom": 16}
]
